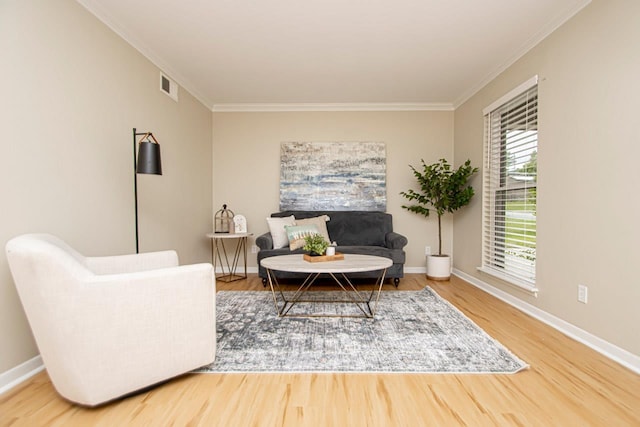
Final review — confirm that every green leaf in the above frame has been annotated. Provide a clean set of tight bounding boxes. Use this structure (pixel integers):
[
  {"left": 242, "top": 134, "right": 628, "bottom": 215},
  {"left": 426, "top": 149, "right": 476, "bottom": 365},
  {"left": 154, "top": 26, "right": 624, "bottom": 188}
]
[{"left": 400, "top": 158, "right": 478, "bottom": 255}]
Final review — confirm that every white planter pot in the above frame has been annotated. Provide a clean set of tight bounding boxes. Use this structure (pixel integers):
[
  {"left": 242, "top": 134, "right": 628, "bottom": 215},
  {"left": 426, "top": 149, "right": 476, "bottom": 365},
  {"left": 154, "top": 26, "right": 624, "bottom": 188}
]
[{"left": 426, "top": 255, "right": 451, "bottom": 281}]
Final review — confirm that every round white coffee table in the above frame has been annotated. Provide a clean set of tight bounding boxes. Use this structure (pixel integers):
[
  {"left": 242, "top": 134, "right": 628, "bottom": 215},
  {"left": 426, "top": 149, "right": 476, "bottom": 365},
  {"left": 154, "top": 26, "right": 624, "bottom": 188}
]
[{"left": 260, "top": 254, "right": 392, "bottom": 318}]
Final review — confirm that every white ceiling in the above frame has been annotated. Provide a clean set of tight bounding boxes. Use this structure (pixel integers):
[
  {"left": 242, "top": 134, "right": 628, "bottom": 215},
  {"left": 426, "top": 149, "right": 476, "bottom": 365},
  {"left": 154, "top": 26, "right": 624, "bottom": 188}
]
[{"left": 77, "top": 0, "right": 590, "bottom": 111}]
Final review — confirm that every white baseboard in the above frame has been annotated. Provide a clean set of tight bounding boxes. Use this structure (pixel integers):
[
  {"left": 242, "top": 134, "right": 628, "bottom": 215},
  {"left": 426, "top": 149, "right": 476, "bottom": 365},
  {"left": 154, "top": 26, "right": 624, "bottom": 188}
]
[
  {"left": 453, "top": 268, "right": 640, "bottom": 375},
  {"left": 404, "top": 266, "right": 428, "bottom": 274},
  {"left": 0, "top": 355, "right": 44, "bottom": 396}
]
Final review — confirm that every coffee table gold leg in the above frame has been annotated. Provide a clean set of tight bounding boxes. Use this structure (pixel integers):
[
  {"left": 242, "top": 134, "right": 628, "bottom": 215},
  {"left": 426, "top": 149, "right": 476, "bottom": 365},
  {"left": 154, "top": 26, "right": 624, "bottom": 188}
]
[
  {"left": 261, "top": 255, "right": 391, "bottom": 318},
  {"left": 279, "top": 273, "right": 321, "bottom": 316},
  {"left": 266, "top": 266, "right": 387, "bottom": 318},
  {"left": 369, "top": 268, "right": 388, "bottom": 316},
  {"left": 267, "top": 268, "right": 287, "bottom": 316},
  {"left": 330, "top": 273, "right": 373, "bottom": 317}
]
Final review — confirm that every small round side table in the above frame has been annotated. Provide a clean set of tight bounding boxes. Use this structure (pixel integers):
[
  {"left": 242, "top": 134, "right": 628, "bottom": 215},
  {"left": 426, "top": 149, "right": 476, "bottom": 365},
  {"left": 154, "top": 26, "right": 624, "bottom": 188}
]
[{"left": 206, "top": 232, "right": 253, "bottom": 282}]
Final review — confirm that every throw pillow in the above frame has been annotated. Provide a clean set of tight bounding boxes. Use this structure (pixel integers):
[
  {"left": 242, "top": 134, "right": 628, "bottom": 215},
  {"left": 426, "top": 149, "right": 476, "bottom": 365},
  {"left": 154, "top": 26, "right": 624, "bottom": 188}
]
[
  {"left": 294, "top": 215, "right": 331, "bottom": 244},
  {"left": 266, "top": 215, "right": 295, "bottom": 249},
  {"left": 285, "top": 224, "right": 320, "bottom": 251}
]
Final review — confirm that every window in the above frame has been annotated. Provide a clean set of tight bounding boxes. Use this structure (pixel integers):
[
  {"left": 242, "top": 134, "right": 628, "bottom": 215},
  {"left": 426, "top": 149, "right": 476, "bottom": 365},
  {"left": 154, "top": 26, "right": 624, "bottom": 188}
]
[{"left": 481, "top": 76, "right": 538, "bottom": 292}]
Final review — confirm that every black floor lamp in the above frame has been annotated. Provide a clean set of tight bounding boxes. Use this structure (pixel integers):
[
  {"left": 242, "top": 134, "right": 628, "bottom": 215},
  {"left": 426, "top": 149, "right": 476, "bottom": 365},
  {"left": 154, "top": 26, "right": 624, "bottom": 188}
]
[{"left": 133, "top": 128, "right": 162, "bottom": 253}]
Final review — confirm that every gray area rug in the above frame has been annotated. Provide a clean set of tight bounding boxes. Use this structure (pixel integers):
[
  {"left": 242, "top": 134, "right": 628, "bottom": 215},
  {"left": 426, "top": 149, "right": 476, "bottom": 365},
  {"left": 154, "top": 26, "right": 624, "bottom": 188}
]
[{"left": 196, "top": 287, "right": 528, "bottom": 373}]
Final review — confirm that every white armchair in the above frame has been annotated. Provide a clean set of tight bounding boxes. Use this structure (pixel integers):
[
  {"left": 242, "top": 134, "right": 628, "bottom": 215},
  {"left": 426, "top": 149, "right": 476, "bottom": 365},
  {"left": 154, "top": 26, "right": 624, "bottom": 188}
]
[{"left": 5, "top": 234, "right": 216, "bottom": 406}]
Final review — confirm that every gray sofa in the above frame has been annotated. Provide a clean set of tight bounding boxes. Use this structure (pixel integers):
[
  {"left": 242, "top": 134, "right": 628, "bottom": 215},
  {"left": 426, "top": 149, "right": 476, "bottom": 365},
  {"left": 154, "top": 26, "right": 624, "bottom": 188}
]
[{"left": 256, "top": 210, "right": 407, "bottom": 286}]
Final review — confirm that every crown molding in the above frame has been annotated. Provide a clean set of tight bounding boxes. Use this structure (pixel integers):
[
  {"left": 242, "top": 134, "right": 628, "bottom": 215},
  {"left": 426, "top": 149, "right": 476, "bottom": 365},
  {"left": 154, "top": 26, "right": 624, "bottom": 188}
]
[
  {"left": 212, "top": 103, "right": 454, "bottom": 112},
  {"left": 78, "top": 0, "right": 591, "bottom": 114}
]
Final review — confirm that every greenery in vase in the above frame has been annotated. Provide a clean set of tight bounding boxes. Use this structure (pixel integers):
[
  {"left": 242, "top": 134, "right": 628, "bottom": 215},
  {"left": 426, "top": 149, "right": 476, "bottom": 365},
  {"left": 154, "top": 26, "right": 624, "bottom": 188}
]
[
  {"left": 400, "top": 158, "right": 478, "bottom": 256},
  {"left": 303, "top": 234, "right": 329, "bottom": 256}
]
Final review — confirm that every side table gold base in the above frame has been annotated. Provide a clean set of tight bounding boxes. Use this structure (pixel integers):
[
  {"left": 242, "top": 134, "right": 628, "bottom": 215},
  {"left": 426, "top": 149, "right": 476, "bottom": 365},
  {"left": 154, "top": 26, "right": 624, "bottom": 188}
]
[{"left": 206, "top": 232, "right": 253, "bottom": 283}]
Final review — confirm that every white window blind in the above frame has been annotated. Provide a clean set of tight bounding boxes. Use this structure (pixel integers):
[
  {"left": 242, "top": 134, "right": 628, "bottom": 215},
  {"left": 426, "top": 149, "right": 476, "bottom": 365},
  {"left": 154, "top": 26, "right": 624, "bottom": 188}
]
[{"left": 482, "top": 77, "right": 538, "bottom": 290}]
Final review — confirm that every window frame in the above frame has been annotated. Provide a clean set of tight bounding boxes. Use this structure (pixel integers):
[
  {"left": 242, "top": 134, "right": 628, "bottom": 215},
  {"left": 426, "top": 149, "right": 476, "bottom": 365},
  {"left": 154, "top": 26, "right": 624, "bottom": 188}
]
[{"left": 479, "top": 76, "right": 539, "bottom": 295}]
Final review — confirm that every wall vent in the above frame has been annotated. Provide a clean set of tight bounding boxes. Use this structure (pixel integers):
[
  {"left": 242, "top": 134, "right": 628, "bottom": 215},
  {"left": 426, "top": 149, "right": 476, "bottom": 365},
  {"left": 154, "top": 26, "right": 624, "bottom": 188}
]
[{"left": 160, "top": 73, "right": 179, "bottom": 102}]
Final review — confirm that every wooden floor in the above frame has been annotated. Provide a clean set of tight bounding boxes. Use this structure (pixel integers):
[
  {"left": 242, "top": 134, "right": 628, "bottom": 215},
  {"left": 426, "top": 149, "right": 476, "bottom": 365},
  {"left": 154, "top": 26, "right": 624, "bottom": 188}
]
[{"left": 1, "top": 274, "right": 639, "bottom": 426}]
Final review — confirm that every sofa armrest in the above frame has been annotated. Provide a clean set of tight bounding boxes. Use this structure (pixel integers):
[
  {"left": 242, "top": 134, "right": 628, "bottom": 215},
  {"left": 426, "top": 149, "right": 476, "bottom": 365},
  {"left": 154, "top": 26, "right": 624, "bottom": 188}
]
[
  {"left": 256, "top": 233, "right": 274, "bottom": 250},
  {"left": 85, "top": 250, "right": 179, "bottom": 275},
  {"left": 386, "top": 232, "right": 408, "bottom": 250},
  {"left": 46, "top": 263, "right": 215, "bottom": 406}
]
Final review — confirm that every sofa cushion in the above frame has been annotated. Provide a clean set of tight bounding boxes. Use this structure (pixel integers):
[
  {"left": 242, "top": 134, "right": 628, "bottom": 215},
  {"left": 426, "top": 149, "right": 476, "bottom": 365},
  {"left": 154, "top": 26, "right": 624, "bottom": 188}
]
[
  {"left": 285, "top": 224, "right": 320, "bottom": 251},
  {"left": 338, "top": 246, "right": 406, "bottom": 264},
  {"left": 294, "top": 215, "right": 331, "bottom": 243},
  {"left": 327, "top": 212, "right": 390, "bottom": 246},
  {"left": 273, "top": 211, "right": 391, "bottom": 247},
  {"left": 266, "top": 215, "right": 295, "bottom": 249}
]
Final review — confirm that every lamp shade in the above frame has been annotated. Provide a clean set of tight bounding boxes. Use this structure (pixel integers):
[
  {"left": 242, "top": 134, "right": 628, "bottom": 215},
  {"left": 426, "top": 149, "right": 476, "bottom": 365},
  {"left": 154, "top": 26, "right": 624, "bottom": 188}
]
[{"left": 137, "top": 140, "right": 162, "bottom": 175}]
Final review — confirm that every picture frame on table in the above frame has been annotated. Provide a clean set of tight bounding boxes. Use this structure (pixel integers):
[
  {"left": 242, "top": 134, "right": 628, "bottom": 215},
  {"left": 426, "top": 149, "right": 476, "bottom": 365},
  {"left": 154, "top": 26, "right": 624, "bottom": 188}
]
[{"left": 233, "top": 214, "right": 247, "bottom": 233}]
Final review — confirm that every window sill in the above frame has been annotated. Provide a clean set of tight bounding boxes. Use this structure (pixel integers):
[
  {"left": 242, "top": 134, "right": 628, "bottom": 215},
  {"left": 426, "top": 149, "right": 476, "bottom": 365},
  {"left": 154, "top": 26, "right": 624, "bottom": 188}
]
[{"left": 477, "top": 267, "right": 539, "bottom": 297}]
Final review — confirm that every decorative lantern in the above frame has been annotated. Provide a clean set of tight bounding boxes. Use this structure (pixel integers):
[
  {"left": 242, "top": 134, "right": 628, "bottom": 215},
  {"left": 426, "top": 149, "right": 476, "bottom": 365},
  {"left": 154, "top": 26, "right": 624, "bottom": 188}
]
[{"left": 215, "top": 204, "right": 235, "bottom": 233}]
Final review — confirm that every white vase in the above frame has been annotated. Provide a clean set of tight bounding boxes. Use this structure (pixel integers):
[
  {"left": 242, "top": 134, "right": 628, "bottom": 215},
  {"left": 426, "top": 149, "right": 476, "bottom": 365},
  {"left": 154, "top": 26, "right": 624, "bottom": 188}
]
[{"left": 426, "top": 255, "right": 451, "bottom": 281}]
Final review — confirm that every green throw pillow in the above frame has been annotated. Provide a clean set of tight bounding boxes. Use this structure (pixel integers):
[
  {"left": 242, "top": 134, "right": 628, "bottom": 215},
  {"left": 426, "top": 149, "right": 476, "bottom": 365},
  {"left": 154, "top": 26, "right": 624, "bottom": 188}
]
[{"left": 285, "top": 224, "right": 320, "bottom": 251}]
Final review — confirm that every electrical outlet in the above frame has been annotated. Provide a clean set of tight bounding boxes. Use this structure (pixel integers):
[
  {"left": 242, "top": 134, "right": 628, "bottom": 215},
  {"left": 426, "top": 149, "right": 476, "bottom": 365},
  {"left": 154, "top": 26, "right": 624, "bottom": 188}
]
[
  {"left": 251, "top": 245, "right": 259, "bottom": 254},
  {"left": 425, "top": 246, "right": 431, "bottom": 256},
  {"left": 578, "top": 284, "right": 588, "bottom": 304}
]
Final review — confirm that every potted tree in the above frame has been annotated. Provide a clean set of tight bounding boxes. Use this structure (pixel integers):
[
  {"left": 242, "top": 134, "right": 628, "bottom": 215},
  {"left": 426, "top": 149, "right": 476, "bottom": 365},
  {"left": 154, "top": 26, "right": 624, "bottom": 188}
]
[{"left": 400, "top": 158, "right": 478, "bottom": 280}]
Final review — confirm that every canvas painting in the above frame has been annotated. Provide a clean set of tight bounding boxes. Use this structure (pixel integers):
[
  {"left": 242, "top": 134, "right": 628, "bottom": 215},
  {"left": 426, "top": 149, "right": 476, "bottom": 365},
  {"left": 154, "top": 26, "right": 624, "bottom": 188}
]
[{"left": 280, "top": 142, "right": 386, "bottom": 211}]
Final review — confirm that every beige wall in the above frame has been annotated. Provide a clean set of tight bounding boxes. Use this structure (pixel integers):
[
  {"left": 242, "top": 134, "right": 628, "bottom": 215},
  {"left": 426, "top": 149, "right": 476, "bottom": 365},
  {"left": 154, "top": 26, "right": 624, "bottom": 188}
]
[
  {"left": 212, "top": 111, "right": 454, "bottom": 268},
  {"left": 0, "top": 0, "right": 212, "bottom": 374},
  {"left": 453, "top": 0, "right": 640, "bottom": 355}
]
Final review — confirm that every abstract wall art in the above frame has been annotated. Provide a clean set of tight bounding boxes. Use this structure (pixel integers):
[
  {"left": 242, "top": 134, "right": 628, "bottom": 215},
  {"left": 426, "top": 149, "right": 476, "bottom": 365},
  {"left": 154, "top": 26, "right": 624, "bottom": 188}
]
[{"left": 280, "top": 142, "right": 386, "bottom": 211}]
